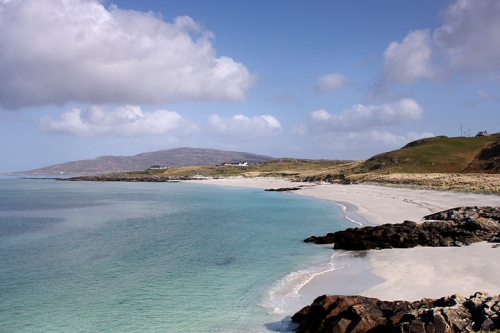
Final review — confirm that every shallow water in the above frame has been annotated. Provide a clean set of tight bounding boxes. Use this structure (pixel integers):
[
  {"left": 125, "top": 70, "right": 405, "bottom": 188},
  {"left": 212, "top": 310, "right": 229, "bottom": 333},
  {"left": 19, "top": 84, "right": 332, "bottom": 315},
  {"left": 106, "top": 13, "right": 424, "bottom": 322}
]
[{"left": 0, "top": 177, "right": 357, "bottom": 332}]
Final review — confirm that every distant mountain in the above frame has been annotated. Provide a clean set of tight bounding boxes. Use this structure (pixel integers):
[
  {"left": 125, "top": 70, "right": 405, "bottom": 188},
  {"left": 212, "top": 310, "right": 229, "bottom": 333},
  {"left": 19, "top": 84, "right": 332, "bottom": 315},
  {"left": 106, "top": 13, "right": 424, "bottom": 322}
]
[{"left": 20, "top": 148, "right": 274, "bottom": 174}]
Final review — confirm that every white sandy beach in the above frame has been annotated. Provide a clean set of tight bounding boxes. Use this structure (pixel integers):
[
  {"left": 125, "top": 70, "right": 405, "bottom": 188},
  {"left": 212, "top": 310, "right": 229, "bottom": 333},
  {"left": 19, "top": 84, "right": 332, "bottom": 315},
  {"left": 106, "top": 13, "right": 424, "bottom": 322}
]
[{"left": 188, "top": 177, "right": 500, "bottom": 303}]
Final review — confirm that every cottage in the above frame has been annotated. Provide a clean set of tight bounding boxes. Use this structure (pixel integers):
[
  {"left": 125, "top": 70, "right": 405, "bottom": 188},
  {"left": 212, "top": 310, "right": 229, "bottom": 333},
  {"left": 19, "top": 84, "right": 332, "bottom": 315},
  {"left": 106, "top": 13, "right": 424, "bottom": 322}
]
[
  {"left": 149, "top": 165, "right": 167, "bottom": 170},
  {"left": 230, "top": 160, "right": 248, "bottom": 166},
  {"left": 476, "top": 130, "right": 491, "bottom": 137},
  {"left": 220, "top": 160, "right": 248, "bottom": 167}
]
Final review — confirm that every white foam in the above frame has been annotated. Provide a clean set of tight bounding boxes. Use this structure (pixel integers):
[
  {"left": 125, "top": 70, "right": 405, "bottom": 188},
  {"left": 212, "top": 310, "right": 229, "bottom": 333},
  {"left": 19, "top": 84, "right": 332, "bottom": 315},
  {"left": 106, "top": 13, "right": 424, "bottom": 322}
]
[
  {"left": 335, "top": 202, "right": 364, "bottom": 227},
  {"left": 260, "top": 251, "right": 354, "bottom": 315}
]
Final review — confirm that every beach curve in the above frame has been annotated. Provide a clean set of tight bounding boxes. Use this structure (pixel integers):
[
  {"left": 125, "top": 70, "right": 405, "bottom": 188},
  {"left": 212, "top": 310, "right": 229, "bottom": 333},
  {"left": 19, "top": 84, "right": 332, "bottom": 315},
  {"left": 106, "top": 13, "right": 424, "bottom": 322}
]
[{"left": 186, "top": 177, "right": 500, "bottom": 309}]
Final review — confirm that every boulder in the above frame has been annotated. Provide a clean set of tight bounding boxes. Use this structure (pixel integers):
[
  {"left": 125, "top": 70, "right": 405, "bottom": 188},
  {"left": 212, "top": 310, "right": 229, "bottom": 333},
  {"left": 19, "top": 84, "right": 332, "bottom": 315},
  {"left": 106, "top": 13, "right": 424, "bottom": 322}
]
[{"left": 292, "top": 292, "right": 500, "bottom": 333}]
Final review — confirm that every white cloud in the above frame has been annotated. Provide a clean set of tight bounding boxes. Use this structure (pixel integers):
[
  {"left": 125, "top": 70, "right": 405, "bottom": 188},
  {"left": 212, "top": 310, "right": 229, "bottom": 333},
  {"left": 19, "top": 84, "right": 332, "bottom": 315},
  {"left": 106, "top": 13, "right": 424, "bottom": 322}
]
[
  {"left": 314, "top": 74, "right": 348, "bottom": 93},
  {"left": 434, "top": 0, "right": 500, "bottom": 77},
  {"left": 383, "top": 0, "right": 500, "bottom": 84},
  {"left": 305, "top": 131, "right": 434, "bottom": 159},
  {"left": 0, "top": 0, "right": 256, "bottom": 109},
  {"left": 40, "top": 105, "right": 196, "bottom": 137},
  {"left": 307, "top": 98, "right": 423, "bottom": 132},
  {"left": 383, "top": 30, "right": 435, "bottom": 84},
  {"left": 207, "top": 114, "right": 282, "bottom": 137}
]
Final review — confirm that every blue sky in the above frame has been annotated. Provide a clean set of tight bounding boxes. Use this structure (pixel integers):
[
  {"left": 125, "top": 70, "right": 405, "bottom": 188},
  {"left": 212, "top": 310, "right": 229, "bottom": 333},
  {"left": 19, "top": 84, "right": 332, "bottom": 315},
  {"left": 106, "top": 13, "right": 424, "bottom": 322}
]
[{"left": 1, "top": 0, "right": 499, "bottom": 172}]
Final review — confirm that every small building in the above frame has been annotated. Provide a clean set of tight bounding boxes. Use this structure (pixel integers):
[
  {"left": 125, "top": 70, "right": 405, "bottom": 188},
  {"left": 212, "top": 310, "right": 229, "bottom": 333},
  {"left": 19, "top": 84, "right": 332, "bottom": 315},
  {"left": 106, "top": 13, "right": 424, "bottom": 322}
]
[
  {"left": 476, "top": 131, "right": 491, "bottom": 137},
  {"left": 220, "top": 160, "right": 248, "bottom": 167},
  {"left": 230, "top": 160, "right": 248, "bottom": 167},
  {"left": 149, "top": 165, "right": 167, "bottom": 170}
]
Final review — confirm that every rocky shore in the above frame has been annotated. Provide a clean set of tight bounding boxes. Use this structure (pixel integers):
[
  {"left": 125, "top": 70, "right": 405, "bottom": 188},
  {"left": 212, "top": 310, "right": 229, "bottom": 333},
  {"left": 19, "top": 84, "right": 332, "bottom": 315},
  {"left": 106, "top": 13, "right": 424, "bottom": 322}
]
[
  {"left": 292, "top": 292, "right": 500, "bottom": 333},
  {"left": 304, "top": 206, "right": 500, "bottom": 250},
  {"left": 295, "top": 207, "right": 500, "bottom": 332}
]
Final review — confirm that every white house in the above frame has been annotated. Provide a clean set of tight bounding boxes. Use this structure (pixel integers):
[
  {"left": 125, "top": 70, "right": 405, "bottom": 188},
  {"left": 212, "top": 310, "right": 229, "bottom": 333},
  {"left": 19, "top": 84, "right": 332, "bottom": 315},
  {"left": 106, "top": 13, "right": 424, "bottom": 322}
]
[{"left": 222, "top": 160, "right": 248, "bottom": 167}]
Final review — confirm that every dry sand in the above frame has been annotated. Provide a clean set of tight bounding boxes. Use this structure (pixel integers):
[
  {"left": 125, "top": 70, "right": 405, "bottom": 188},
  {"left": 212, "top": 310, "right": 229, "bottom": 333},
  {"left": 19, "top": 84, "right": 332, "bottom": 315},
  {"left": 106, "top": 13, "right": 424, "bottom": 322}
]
[{"left": 187, "top": 177, "right": 500, "bottom": 303}]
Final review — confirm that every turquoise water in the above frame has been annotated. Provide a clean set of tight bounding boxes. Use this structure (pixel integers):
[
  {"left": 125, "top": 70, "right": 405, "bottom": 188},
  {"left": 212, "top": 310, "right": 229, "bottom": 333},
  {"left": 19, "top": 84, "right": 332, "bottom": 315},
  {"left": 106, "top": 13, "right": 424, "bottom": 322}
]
[{"left": 0, "top": 177, "right": 354, "bottom": 332}]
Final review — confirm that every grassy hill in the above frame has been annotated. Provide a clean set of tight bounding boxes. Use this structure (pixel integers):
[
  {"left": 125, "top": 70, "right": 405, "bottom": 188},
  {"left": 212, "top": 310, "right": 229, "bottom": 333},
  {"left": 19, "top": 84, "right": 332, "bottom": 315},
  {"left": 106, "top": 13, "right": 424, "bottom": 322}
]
[{"left": 350, "top": 134, "right": 500, "bottom": 174}]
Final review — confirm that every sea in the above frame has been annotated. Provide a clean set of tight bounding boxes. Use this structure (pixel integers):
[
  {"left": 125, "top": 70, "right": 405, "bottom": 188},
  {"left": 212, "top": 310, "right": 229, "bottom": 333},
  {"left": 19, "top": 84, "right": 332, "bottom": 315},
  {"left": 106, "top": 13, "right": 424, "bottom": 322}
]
[{"left": 0, "top": 176, "right": 363, "bottom": 333}]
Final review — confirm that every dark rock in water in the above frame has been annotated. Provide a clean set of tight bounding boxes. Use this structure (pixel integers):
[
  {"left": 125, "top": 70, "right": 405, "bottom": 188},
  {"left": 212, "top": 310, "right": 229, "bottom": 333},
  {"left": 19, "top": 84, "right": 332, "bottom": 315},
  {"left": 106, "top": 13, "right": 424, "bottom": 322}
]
[
  {"left": 304, "top": 207, "right": 500, "bottom": 250},
  {"left": 292, "top": 292, "right": 500, "bottom": 333},
  {"left": 264, "top": 187, "right": 301, "bottom": 192}
]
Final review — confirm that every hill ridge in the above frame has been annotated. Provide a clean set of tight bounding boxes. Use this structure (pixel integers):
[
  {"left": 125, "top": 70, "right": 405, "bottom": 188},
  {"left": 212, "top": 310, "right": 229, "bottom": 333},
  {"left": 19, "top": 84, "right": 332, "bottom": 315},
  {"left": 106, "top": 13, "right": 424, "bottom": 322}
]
[{"left": 19, "top": 148, "right": 274, "bottom": 174}]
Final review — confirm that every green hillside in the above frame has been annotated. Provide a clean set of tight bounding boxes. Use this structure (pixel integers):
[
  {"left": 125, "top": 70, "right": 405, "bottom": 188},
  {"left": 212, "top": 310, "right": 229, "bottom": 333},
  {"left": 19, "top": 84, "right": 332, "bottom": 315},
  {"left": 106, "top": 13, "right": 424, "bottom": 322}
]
[{"left": 351, "top": 134, "right": 500, "bottom": 174}]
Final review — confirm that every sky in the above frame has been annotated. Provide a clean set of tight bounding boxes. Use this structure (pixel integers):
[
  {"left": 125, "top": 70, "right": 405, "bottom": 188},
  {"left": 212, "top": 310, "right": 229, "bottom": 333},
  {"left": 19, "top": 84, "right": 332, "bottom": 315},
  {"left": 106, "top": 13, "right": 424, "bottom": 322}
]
[{"left": 1, "top": 0, "right": 499, "bottom": 172}]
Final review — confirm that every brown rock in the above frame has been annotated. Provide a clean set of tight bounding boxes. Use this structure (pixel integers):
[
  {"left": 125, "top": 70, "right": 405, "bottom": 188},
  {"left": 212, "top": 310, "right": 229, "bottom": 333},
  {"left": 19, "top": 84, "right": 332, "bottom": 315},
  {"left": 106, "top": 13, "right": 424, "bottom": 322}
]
[
  {"left": 292, "top": 292, "right": 500, "bottom": 333},
  {"left": 333, "top": 318, "right": 352, "bottom": 333}
]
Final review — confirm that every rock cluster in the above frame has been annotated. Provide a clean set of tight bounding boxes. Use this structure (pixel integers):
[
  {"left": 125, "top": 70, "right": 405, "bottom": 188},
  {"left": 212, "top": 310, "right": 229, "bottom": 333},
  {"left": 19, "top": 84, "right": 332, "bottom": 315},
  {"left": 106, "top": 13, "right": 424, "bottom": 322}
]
[
  {"left": 292, "top": 292, "right": 500, "bottom": 333},
  {"left": 264, "top": 187, "right": 301, "bottom": 192},
  {"left": 304, "top": 207, "right": 500, "bottom": 250}
]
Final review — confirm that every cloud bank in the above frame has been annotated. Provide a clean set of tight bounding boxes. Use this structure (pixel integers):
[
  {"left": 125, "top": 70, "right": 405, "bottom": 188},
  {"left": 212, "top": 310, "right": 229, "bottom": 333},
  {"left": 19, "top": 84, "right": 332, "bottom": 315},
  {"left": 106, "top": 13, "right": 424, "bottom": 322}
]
[
  {"left": 207, "top": 114, "right": 282, "bottom": 138},
  {"left": 314, "top": 131, "right": 434, "bottom": 150},
  {"left": 294, "top": 98, "right": 430, "bottom": 158},
  {"left": 40, "top": 105, "right": 196, "bottom": 137},
  {"left": 306, "top": 98, "right": 423, "bottom": 132},
  {"left": 383, "top": 0, "right": 500, "bottom": 84},
  {"left": 0, "top": 0, "right": 256, "bottom": 109},
  {"left": 303, "top": 130, "right": 434, "bottom": 159},
  {"left": 40, "top": 106, "right": 282, "bottom": 140}
]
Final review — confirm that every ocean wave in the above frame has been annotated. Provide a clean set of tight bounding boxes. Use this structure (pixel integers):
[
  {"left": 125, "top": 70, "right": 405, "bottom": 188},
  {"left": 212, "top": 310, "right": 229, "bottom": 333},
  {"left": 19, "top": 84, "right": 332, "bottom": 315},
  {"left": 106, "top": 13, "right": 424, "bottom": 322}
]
[{"left": 260, "top": 251, "right": 355, "bottom": 315}]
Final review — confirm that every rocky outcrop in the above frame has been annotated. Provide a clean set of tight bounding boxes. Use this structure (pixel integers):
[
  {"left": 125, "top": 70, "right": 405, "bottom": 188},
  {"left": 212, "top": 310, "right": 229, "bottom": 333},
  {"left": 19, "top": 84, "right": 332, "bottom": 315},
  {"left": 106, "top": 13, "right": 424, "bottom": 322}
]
[
  {"left": 304, "top": 207, "right": 500, "bottom": 250},
  {"left": 264, "top": 187, "right": 301, "bottom": 192},
  {"left": 292, "top": 292, "right": 500, "bottom": 333}
]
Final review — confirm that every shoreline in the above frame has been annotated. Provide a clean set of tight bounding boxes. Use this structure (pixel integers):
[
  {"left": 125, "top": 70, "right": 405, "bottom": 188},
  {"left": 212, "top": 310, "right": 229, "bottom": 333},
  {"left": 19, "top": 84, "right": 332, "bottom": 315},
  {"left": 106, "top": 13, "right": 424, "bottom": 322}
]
[{"left": 186, "top": 177, "right": 500, "bottom": 304}]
